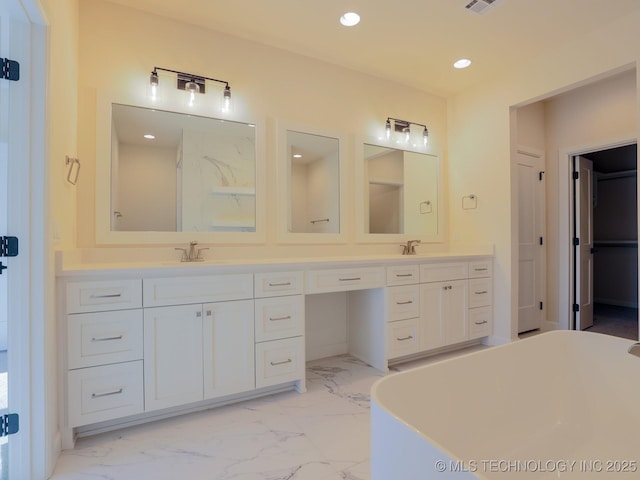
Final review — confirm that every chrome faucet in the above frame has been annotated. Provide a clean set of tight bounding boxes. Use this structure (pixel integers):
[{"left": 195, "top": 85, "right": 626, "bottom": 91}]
[
  {"left": 628, "top": 343, "right": 640, "bottom": 358},
  {"left": 175, "top": 241, "right": 209, "bottom": 262},
  {"left": 400, "top": 239, "right": 421, "bottom": 255}
]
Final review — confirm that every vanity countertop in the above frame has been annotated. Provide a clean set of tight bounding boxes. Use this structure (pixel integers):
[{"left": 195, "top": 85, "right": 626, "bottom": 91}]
[{"left": 56, "top": 248, "right": 494, "bottom": 278}]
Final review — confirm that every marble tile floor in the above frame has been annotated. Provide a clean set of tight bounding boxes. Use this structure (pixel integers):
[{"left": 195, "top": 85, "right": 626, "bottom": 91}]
[{"left": 51, "top": 345, "right": 487, "bottom": 480}]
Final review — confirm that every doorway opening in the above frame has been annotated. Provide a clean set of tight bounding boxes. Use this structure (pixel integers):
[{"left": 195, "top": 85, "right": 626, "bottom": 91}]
[{"left": 573, "top": 143, "right": 638, "bottom": 340}]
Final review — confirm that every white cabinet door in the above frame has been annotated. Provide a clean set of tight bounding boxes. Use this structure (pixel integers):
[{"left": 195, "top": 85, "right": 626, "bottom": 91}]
[
  {"left": 444, "top": 280, "right": 468, "bottom": 345},
  {"left": 144, "top": 304, "right": 204, "bottom": 411},
  {"left": 203, "top": 300, "right": 255, "bottom": 399},
  {"left": 419, "top": 279, "right": 468, "bottom": 350},
  {"left": 419, "top": 282, "right": 446, "bottom": 350}
]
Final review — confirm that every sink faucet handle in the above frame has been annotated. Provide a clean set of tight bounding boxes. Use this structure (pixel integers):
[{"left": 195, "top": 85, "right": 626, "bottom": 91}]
[
  {"left": 175, "top": 247, "right": 188, "bottom": 262},
  {"left": 196, "top": 247, "right": 209, "bottom": 260}
]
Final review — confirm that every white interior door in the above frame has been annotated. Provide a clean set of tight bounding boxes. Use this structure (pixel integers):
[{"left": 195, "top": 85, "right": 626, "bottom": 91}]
[
  {"left": 517, "top": 150, "right": 545, "bottom": 333},
  {"left": 576, "top": 156, "right": 594, "bottom": 330}
]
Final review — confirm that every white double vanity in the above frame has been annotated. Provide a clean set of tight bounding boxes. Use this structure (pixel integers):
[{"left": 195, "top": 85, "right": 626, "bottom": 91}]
[{"left": 57, "top": 252, "right": 493, "bottom": 449}]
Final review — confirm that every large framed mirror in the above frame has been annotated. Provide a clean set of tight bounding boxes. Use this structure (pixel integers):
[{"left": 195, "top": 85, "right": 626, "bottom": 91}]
[
  {"left": 96, "top": 93, "right": 265, "bottom": 244},
  {"left": 355, "top": 140, "right": 443, "bottom": 243},
  {"left": 276, "top": 120, "right": 347, "bottom": 243}
]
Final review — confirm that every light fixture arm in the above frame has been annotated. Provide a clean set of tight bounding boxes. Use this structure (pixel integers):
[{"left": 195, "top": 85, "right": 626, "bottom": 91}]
[{"left": 151, "top": 66, "right": 230, "bottom": 91}]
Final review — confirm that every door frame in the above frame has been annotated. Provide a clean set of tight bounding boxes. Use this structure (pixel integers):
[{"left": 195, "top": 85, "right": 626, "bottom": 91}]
[
  {"left": 558, "top": 137, "right": 637, "bottom": 331},
  {"left": 4, "top": 0, "right": 48, "bottom": 478}
]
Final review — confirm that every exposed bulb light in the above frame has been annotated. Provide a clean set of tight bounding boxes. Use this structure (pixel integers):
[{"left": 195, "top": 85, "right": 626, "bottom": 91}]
[
  {"left": 143, "top": 134, "right": 155, "bottom": 140},
  {"left": 340, "top": 12, "right": 360, "bottom": 27},
  {"left": 403, "top": 127, "right": 410, "bottom": 143},
  {"left": 185, "top": 80, "right": 200, "bottom": 106},
  {"left": 453, "top": 58, "right": 472, "bottom": 69},
  {"left": 222, "top": 85, "right": 231, "bottom": 113},
  {"left": 423, "top": 127, "right": 429, "bottom": 146},
  {"left": 385, "top": 119, "right": 391, "bottom": 139},
  {"left": 293, "top": 154, "right": 302, "bottom": 158},
  {"left": 149, "top": 69, "right": 159, "bottom": 100}
]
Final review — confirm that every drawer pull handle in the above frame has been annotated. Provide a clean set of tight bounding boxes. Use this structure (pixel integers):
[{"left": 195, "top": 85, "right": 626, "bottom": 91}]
[
  {"left": 268, "top": 282, "right": 292, "bottom": 287},
  {"left": 270, "top": 358, "right": 293, "bottom": 366},
  {"left": 474, "top": 267, "right": 488, "bottom": 271},
  {"left": 474, "top": 291, "right": 488, "bottom": 295},
  {"left": 395, "top": 274, "right": 413, "bottom": 278},
  {"left": 269, "top": 315, "right": 292, "bottom": 322},
  {"left": 339, "top": 277, "right": 361, "bottom": 282},
  {"left": 475, "top": 320, "right": 488, "bottom": 325},
  {"left": 91, "top": 388, "right": 123, "bottom": 399},
  {"left": 396, "top": 301, "right": 413, "bottom": 305},
  {"left": 91, "top": 335, "right": 123, "bottom": 342},
  {"left": 90, "top": 293, "right": 122, "bottom": 299},
  {"left": 397, "top": 335, "right": 414, "bottom": 341}
]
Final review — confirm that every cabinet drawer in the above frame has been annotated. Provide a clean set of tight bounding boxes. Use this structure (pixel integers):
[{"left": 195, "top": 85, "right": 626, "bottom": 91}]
[
  {"left": 66, "top": 279, "right": 142, "bottom": 314},
  {"left": 255, "top": 337, "right": 305, "bottom": 389},
  {"left": 469, "top": 260, "right": 493, "bottom": 279},
  {"left": 67, "top": 310, "right": 143, "bottom": 369},
  {"left": 420, "top": 263, "right": 468, "bottom": 283},
  {"left": 254, "top": 271, "right": 304, "bottom": 298},
  {"left": 387, "top": 285, "right": 420, "bottom": 321},
  {"left": 469, "top": 278, "right": 492, "bottom": 308},
  {"left": 386, "top": 265, "right": 420, "bottom": 286},
  {"left": 306, "top": 267, "right": 385, "bottom": 294},
  {"left": 143, "top": 274, "right": 253, "bottom": 307},
  {"left": 388, "top": 318, "right": 419, "bottom": 359},
  {"left": 469, "top": 306, "right": 492, "bottom": 339},
  {"left": 67, "top": 361, "right": 144, "bottom": 428},
  {"left": 255, "top": 295, "right": 304, "bottom": 342}
]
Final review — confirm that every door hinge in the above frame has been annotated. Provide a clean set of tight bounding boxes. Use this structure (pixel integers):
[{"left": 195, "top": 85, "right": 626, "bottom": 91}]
[
  {"left": 573, "top": 237, "right": 580, "bottom": 246},
  {"left": 0, "top": 236, "right": 19, "bottom": 257},
  {"left": 0, "top": 58, "right": 20, "bottom": 82},
  {"left": 539, "top": 171, "right": 545, "bottom": 181},
  {"left": 573, "top": 304, "right": 580, "bottom": 313},
  {"left": 539, "top": 301, "right": 544, "bottom": 310},
  {"left": 573, "top": 171, "right": 579, "bottom": 180},
  {"left": 539, "top": 236, "right": 544, "bottom": 246},
  {"left": 0, "top": 413, "right": 19, "bottom": 437}
]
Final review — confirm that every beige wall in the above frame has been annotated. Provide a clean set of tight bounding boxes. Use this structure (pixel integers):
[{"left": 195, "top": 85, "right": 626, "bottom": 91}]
[
  {"left": 448, "top": 10, "right": 640, "bottom": 342},
  {"left": 77, "top": 0, "right": 448, "bottom": 252}
]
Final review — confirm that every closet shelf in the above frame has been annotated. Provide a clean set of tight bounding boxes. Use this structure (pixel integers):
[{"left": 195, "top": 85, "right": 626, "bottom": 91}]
[
  {"left": 210, "top": 186, "right": 255, "bottom": 196},
  {"left": 593, "top": 240, "right": 638, "bottom": 248}
]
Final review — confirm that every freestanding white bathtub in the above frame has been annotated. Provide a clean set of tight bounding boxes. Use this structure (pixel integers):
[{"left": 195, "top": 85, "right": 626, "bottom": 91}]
[{"left": 371, "top": 331, "right": 640, "bottom": 479}]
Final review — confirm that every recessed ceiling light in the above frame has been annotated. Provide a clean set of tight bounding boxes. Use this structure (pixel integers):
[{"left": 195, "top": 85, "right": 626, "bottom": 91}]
[
  {"left": 340, "top": 12, "right": 360, "bottom": 27},
  {"left": 453, "top": 58, "right": 472, "bottom": 69},
  {"left": 143, "top": 134, "right": 156, "bottom": 139},
  {"left": 293, "top": 154, "right": 302, "bottom": 158}
]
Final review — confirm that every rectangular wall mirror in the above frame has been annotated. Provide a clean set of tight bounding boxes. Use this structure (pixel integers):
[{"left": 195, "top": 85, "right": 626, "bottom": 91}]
[
  {"left": 96, "top": 93, "right": 265, "bottom": 244},
  {"left": 356, "top": 142, "right": 443, "bottom": 243},
  {"left": 276, "top": 120, "right": 347, "bottom": 243}
]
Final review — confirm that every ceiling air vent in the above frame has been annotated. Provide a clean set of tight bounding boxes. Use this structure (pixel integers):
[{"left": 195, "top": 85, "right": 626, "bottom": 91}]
[{"left": 465, "top": 0, "right": 503, "bottom": 15}]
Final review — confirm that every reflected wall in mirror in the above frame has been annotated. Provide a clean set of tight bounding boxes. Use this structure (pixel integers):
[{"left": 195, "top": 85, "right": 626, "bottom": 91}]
[
  {"left": 286, "top": 130, "right": 340, "bottom": 234},
  {"left": 363, "top": 144, "right": 438, "bottom": 236},
  {"left": 110, "top": 103, "right": 256, "bottom": 233}
]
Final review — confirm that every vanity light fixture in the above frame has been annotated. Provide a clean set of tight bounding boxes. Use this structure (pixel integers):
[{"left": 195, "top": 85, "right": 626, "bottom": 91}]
[
  {"left": 143, "top": 134, "right": 155, "bottom": 140},
  {"left": 149, "top": 66, "right": 232, "bottom": 112},
  {"left": 293, "top": 154, "right": 302, "bottom": 158},
  {"left": 385, "top": 117, "right": 429, "bottom": 147}
]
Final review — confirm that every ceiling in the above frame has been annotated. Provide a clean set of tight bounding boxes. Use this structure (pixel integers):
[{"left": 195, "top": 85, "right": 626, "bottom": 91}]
[{"left": 102, "top": 0, "right": 640, "bottom": 97}]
